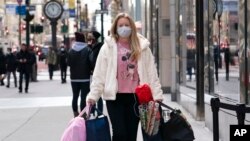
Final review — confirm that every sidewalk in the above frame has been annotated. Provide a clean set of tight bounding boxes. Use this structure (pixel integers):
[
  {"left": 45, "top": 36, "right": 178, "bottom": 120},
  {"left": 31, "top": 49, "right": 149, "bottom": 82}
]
[
  {"left": 186, "top": 65, "right": 240, "bottom": 102},
  {"left": 0, "top": 71, "right": 213, "bottom": 141}
]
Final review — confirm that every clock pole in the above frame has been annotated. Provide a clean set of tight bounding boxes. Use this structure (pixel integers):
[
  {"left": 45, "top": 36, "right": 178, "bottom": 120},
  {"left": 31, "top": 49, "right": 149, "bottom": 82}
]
[
  {"left": 51, "top": 20, "right": 57, "bottom": 51},
  {"left": 43, "top": 0, "right": 64, "bottom": 51}
]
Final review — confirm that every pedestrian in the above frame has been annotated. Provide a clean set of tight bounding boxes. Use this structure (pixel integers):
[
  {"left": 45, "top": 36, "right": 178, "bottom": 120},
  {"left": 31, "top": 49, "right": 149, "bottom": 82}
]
[
  {"left": 213, "top": 36, "right": 219, "bottom": 83},
  {"left": 29, "top": 47, "right": 37, "bottom": 82},
  {"left": 0, "top": 48, "right": 6, "bottom": 86},
  {"left": 87, "top": 30, "right": 104, "bottom": 113},
  {"left": 86, "top": 13, "right": 163, "bottom": 141},
  {"left": 46, "top": 47, "right": 57, "bottom": 80},
  {"left": 221, "top": 37, "right": 230, "bottom": 81},
  {"left": 186, "top": 46, "right": 196, "bottom": 81},
  {"left": 67, "top": 32, "right": 92, "bottom": 117},
  {"left": 59, "top": 45, "right": 67, "bottom": 83},
  {"left": 5, "top": 48, "right": 17, "bottom": 88},
  {"left": 16, "top": 43, "right": 33, "bottom": 93}
]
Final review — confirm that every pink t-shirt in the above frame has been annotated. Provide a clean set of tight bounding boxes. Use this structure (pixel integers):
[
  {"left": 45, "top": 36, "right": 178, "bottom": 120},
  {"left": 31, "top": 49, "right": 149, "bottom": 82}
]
[{"left": 117, "top": 41, "right": 139, "bottom": 93}]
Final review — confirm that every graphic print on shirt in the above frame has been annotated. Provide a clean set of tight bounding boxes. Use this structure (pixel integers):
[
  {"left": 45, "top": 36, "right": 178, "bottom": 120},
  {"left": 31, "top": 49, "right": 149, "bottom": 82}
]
[{"left": 119, "top": 47, "right": 138, "bottom": 81}]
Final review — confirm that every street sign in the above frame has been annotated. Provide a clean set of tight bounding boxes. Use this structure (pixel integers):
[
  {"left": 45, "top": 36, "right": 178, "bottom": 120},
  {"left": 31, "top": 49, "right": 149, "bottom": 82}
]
[
  {"left": 16, "top": 5, "right": 26, "bottom": 15},
  {"left": 69, "top": 9, "right": 75, "bottom": 17},
  {"left": 95, "top": 10, "right": 108, "bottom": 14},
  {"left": 29, "top": 5, "right": 36, "bottom": 15},
  {"left": 6, "top": 4, "right": 18, "bottom": 15}
]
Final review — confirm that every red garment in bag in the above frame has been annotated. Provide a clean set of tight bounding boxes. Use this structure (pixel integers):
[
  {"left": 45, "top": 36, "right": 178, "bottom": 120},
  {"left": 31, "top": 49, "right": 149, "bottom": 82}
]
[{"left": 135, "top": 83, "right": 153, "bottom": 104}]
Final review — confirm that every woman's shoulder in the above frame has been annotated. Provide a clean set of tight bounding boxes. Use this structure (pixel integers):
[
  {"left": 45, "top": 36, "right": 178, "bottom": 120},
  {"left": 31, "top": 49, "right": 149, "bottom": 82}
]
[{"left": 137, "top": 33, "right": 150, "bottom": 50}]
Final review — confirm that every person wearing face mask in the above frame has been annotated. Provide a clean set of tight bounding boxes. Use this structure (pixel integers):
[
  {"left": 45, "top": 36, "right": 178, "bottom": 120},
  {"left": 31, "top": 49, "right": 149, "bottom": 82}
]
[
  {"left": 59, "top": 46, "right": 68, "bottom": 83},
  {"left": 86, "top": 13, "right": 163, "bottom": 141},
  {"left": 87, "top": 31, "right": 104, "bottom": 114}
]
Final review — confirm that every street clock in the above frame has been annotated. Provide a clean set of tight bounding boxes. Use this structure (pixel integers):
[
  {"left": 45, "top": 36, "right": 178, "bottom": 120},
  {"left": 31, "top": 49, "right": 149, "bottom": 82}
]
[{"left": 43, "top": 0, "right": 63, "bottom": 20}]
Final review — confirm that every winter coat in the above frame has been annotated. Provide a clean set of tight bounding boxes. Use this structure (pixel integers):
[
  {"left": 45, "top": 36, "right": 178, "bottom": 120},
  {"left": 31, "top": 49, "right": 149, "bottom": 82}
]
[
  {"left": 67, "top": 42, "right": 92, "bottom": 82},
  {"left": 46, "top": 50, "right": 57, "bottom": 65},
  {"left": 6, "top": 53, "right": 18, "bottom": 71},
  {"left": 187, "top": 49, "right": 196, "bottom": 69},
  {"left": 0, "top": 51, "right": 6, "bottom": 74},
  {"left": 16, "top": 50, "right": 33, "bottom": 73},
  {"left": 86, "top": 34, "right": 163, "bottom": 102},
  {"left": 89, "top": 42, "right": 103, "bottom": 70},
  {"left": 59, "top": 51, "right": 68, "bottom": 68}
]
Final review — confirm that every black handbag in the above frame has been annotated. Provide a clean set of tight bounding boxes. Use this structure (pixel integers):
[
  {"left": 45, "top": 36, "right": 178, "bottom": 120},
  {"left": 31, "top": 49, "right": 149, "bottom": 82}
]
[
  {"left": 85, "top": 107, "right": 111, "bottom": 141},
  {"left": 158, "top": 102, "right": 195, "bottom": 141}
]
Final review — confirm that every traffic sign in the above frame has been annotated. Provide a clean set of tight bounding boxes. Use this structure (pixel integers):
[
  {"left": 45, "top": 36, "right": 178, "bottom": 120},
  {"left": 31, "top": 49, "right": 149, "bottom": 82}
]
[
  {"left": 16, "top": 5, "right": 26, "bottom": 15},
  {"left": 95, "top": 10, "right": 108, "bottom": 14}
]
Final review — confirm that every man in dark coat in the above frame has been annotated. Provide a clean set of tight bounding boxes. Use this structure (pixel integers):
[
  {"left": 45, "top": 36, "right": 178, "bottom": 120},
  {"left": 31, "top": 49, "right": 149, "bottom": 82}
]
[
  {"left": 59, "top": 45, "right": 68, "bottom": 83},
  {"left": 87, "top": 31, "right": 104, "bottom": 113},
  {"left": 16, "top": 43, "right": 34, "bottom": 93},
  {"left": 5, "top": 48, "right": 17, "bottom": 88},
  {"left": 0, "top": 48, "right": 6, "bottom": 86},
  {"left": 67, "top": 32, "right": 92, "bottom": 117}
]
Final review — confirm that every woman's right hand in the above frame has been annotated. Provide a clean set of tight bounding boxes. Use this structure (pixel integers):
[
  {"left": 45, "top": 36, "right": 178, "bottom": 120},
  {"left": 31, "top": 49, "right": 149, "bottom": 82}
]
[{"left": 87, "top": 98, "right": 96, "bottom": 105}]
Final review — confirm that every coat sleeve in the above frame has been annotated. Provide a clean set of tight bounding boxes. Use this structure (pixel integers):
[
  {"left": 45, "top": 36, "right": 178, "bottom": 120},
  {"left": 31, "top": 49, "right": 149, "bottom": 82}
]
[
  {"left": 145, "top": 47, "right": 163, "bottom": 101},
  {"left": 86, "top": 42, "right": 108, "bottom": 102}
]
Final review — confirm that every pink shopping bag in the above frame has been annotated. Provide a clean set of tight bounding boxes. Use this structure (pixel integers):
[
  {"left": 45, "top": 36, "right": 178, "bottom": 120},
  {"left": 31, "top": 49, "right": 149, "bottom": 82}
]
[{"left": 60, "top": 105, "right": 91, "bottom": 141}]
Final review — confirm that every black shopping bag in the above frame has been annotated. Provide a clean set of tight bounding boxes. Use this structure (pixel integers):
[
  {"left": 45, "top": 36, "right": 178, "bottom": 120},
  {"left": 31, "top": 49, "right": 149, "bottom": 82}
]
[
  {"left": 158, "top": 102, "right": 195, "bottom": 141},
  {"left": 86, "top": 107, "right": 111, "bottom": 141}
]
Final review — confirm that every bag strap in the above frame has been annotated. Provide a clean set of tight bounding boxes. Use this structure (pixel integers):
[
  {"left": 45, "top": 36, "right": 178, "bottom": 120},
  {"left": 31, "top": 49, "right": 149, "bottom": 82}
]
[
  {"left": 92, "top": 106, "right": 104, "bottom": 116},
  {"left": 157, "top": 101, "right": 174, "bottom": 111},
  {"left": 79, "top": 104, "right": 92, "bottom": 118}
]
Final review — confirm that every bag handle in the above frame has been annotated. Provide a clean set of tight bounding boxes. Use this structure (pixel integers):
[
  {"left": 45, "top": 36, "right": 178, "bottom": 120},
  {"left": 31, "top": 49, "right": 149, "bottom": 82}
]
[
  {"left": 92, "top": 106, "right": 104, "bottom": 116},
  {"left": 78, "top": 104, "right": 92, "bottom": 118},
  {"left": 157, "top": 101, "right": 174, "bottom": 111}
]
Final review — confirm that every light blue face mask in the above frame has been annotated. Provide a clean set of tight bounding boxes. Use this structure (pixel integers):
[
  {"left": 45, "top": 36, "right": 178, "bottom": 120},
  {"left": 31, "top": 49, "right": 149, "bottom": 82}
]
[{"left": 117, "top": 26, "right": 132, "bottom": 38}]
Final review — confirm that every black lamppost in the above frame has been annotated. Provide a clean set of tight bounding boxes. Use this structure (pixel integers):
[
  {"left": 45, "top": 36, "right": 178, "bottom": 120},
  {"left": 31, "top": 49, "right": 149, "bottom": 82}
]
[
  {"left": 196, "top": 0, "right": 204, "bottom": 120},
  {"left": 244, "top": 0, "right": 248, "bottom": 104},
  {"left": 24, "top": 0, "right": 34, "bottom": 48},
  {"left": 100, "top": 0, "right": 104, "bottom": 43},
  {"left": 76, "top": 0, "right": 81, "bottom": 32}
]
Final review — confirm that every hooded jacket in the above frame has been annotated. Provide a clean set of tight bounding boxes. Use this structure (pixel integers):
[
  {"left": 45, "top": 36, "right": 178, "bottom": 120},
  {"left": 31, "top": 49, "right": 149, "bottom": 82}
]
[
  {"left": 68, "top": 42, "right": 92, "bottom": 82},
  {"left": 86, "top": 34, "right": 163, "bottom": 102}
]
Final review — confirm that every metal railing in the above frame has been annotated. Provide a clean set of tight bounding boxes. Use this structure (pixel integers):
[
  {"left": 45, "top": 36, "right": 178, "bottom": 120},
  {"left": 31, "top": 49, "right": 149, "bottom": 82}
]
[{"left": 210, "top": 98, "right": 250, "bottom": 141}]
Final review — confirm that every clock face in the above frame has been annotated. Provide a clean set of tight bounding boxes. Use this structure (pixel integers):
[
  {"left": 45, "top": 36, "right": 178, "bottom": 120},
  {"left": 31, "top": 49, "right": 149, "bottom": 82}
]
[{"left": 44, "top": 1, "right": 63, "bottom": 19}]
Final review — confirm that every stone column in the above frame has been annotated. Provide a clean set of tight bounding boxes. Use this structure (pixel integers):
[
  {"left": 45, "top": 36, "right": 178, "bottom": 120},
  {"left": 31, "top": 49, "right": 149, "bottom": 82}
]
[
  {"left": 204, "top": 0, "right": 215, "bottom": 93},
  {"left": 158, "top": 0, "right": 172, "bottom": 94}
]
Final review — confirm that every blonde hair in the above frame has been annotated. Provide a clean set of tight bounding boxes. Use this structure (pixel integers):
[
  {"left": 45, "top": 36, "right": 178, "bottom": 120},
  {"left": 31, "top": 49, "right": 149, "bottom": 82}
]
[{"left": 110, "top": 13, "right": 141, "bottom": 61}]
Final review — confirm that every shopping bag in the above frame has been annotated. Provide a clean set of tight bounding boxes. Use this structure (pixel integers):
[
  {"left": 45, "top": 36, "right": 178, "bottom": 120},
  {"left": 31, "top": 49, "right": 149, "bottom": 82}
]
[
  {"left": 158, "top": 102, "right": 195, "bottom": 141},
  {"left": 141, "top": 101, "right": 164, "bottom": 141},
  {"left": 86, "top": 107, "right": 111, "bottom": 141},
  {"left": 60, "top": 105, "right": 91, "bottom": 141}
]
